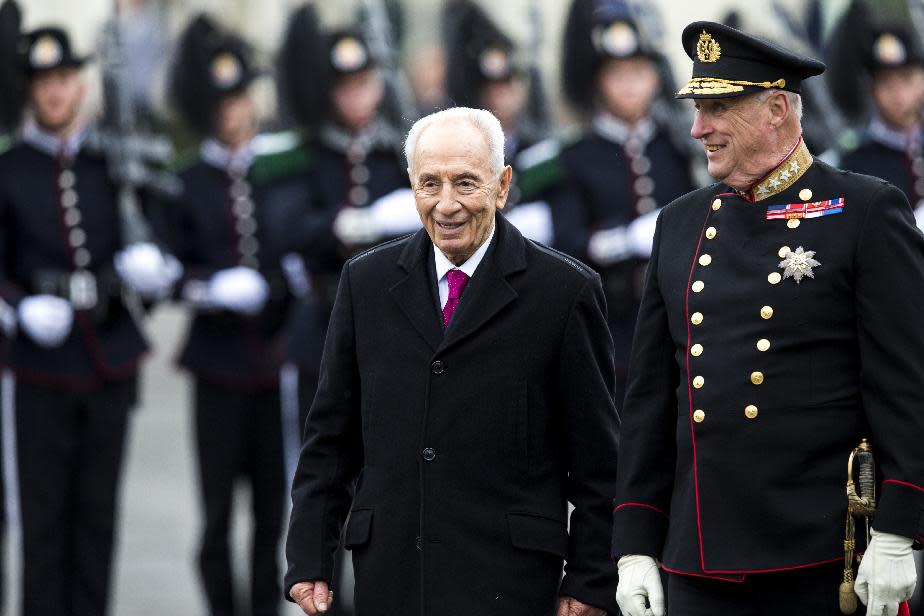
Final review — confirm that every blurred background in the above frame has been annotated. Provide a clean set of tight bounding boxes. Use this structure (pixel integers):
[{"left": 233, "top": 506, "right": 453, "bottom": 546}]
[{"left": 3, "top": 0, "right": 924, "bottom": 615}]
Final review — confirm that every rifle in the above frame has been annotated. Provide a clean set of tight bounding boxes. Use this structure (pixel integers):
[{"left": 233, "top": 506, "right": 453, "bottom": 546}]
[
  {"left": 360, "top": 0, "right": 418, "bottom": 133},
  {"left": 98, "top": 0, "right": 180, "bottom": 246}
]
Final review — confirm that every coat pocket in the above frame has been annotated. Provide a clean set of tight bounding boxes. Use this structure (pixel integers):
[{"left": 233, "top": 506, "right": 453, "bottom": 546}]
[
  {"left": 343, "top": 508, "right": 374, "bottom": 550},
  {"left": 506, "top": 512, "right": 568, "bottom": 558}
]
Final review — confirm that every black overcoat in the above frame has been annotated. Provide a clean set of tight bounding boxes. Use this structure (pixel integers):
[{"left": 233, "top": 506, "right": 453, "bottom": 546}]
[
  {"left": 285, "top": 214, "right": 621, "bottom": 615},
  {"left": 612, "top": 141, "right": 924, "bottom": 579}
]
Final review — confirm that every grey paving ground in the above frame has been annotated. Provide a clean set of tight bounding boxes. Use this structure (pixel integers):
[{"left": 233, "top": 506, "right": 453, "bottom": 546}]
[{"left": 3, "top": 305, "right": 305, "bottom": 616}]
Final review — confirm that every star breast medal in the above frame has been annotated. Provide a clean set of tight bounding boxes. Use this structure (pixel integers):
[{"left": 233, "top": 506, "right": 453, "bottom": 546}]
[{"left": 779, "top": 246, "right": 820, "bottom": 283}]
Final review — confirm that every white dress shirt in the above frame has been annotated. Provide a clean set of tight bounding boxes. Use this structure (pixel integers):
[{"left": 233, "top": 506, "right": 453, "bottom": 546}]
[{"left": 433, "top": 223, "right": 496, "bottom": 310}]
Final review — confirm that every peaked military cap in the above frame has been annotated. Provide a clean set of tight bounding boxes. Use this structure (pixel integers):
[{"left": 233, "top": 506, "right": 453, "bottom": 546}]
[
  {"left": 865, "top": 26, "right": 924, "bottom": 73},
  {"left": 20, "top": 27, "right": 88, "bottom": 76},
  {"left": 676, "top": 21, "right": 825, "bottom": 99}
]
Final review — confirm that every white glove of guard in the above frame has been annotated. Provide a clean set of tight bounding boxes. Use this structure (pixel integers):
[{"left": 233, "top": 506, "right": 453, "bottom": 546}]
[
  {"left": 504, "top": 201, "right": 553, "bottom": 245},
  {"left": 616, "top": 555, "right": 665, "bottom": 616},
  {"left": 367, "top": 188, "right": 421, "bottom": 236},
  {"left": 208, "top": 266, "right": 269, "bottom": 316},
  {"left": 855, "top": 530, "right": 916, "bottom": 616},
  {"left": 114, "top": 242, "right": 183, "bottom": 299},
  {"left": 333, "top": 207, "right": 379, "bottom": 246},
  {"left": 18, "top": 295, "right": 74, "bottom": 348},
  {"left": 625, "top": 209, "right": 660, "bottom": 260}
]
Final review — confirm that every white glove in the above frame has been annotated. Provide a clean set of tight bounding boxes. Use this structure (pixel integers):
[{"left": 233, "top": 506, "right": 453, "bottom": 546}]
[
  {"left": 333, "top": 207, "right": 379, "bottom": 246},
  {"left": 114, "top": 242, "right": 183, "bottom": 299},
  {"left": 855, "top": 529, "right": 916, "bottom": 616},
  {"left": 626, "top": 209, "right": 660, "bottom": 260},
  {"left": 17, "top": 295, "right": 74, "bottom": 348},
  {"left": 367, "top": 188, "right": 422, "bottom": 236},
  {"left": 615, "top": 555, "right": 665, "bottom": 616},
  {"left": 208, "top": 266, "right": 269, "bottom": 315},
  {"left": 505, "top": 201, "right": 553, "bottom": 245}
]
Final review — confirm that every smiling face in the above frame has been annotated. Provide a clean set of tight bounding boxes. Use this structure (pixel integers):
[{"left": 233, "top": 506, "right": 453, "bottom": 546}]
[
  {"left": 409, "top": 118, "right": 512, "bottom": 266},
  {"left": 690, "top": 93, "right": 785, "bottom": 189}
]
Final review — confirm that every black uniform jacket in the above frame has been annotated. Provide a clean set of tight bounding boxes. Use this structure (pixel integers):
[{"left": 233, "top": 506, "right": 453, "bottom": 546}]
[
  {"left": 612, "top": 139, "right": 924, "bottom": 579},
  {"left": 841, "top": 139, "right": 923, "bottom": 211},
  {"left": 285, "top": 215, "right": 621, "bottom": 615},
  {"left": 0, "top": 140, "right": 148, "bottom": 389},
  {"left": 170, "top": 154, "right": 310, "bottom": 389}
]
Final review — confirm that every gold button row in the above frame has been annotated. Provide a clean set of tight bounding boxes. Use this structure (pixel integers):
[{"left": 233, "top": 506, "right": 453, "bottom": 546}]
[{"left": 693, "top": 406, "right": 759, "bottom": 424}]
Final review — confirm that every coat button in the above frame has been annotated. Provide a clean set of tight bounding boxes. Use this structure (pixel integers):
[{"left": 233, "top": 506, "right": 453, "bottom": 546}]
[
  {"left": 745, "top": 405, "right": 759, "bottom": 419},
  {"left": 799, "top": 188, "right": 813, "bottom": 201},
  {"left": 760, "top": 306, "right": 774, "bottom": 319},
  {"left": 422, "top": 447, "right": 436, "bottom": 461},
  {"left": 692, "top": 375, "right": 704, "bottom": 389},
  {"left": 757, "top": 338, "right": 771, "bottom": 352},
  {"left": 750, "top": 371, "right": 764, "bottom": 385},
  {"left": 778, "top": 246, "right": 791, "bottom": 258},
  {"left": 693, "top": 409, "right": 706, "bottom": 423},
  {"left": 712, "top": 198, "right": 722, "bottom": 211},
  {"left": 705, "top": 226, "right": 717, "bottom": 240},
  {"left": 692, "top": 280, "right": 705, "bottom": 293},
  {"left": 691, "top": 344, "right": 703, "bottom": 357},
  {"left": 768, "top": 272, "right": 782, "bottom": 285},
  {"left": 691, "top": 312, "right": 703, "bottom": 325},
  {"left": 699, "top": 254, "right": 712, "bottom": 266},
  {"left": 431, "top": 360, "right": 444, "bottom": 375},
  {"left": 787, "top": 218, "right": 801, "bottom": 229}
]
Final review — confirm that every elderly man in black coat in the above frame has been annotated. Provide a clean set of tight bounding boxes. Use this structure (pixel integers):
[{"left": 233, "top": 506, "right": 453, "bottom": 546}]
[{"left": 284, "top": 107, "right": 620, "bottom": 616}]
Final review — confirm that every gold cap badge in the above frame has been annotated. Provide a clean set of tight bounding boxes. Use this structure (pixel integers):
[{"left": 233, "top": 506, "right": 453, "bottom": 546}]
[
  {"left": 211, "top": 52, "right": 243, "bottom": 89},
  {"left": 30, "top": 35, "right": 63, "bottom": 69},
  {"left": 874, "top": 33, "right": 906, "bottom": 66},
  {"left": 697, "top": 31, "right": 721, "bottom": 63},
  {"left": 331, "top": 37, "right": 368, "bottom": 72},
  {"left": 479, "top": 47, "right": 510, "bottom": 80}
]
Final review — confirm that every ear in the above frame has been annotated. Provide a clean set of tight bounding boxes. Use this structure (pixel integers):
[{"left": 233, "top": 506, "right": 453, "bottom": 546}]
[
  {"left": 766, "top": 91, "right": 789, "bottom": 128},
  {"left": 495, "top": 165, "right": 513, "bottom": 211}
]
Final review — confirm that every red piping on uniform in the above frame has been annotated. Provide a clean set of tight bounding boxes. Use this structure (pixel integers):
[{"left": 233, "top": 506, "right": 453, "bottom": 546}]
[
  {"left": 685, "top": 196, "right": 714, "bottom": 572},
  {"left": 662, "top": 556, "right": 845, "bottom": 580},
  {"left": 614, "top": 502, "right": 669, "bottom": 518},
  {"left": 659, "top": 564, "right": 745, "bottom": 583},
  {"left": 883, "top": 479, "right": 924, "bottom": 493}
]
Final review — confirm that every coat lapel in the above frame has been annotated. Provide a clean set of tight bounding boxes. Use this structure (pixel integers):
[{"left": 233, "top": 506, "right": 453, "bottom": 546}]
[
  {"left": 389, "top": 229, "right": 443, "bottom": 352},
  {"left": 438, "top": 215, "right": 527, "bottom": 353}
]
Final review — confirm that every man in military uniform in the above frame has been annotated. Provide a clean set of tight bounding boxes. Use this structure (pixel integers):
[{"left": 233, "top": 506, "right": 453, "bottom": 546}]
[
  {"left": 551, "top": 0, "right": 697, "bottom": 404},
  {"left": 168, "top": 15, "right": 312, "bottom": 616},
  {"left": 0, "top": 26, "right": 178, "bottom": 616},
  {"left": 838, "top": 25, "right": 924, "bottom": 226},
  {"left": 613, "top": 21, "right": 924, "bottom": 616}
]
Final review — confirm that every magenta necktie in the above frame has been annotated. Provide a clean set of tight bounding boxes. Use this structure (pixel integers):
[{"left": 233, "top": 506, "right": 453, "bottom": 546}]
[{"left": 442, "top": 269, "right": 470, "bottom": 327}]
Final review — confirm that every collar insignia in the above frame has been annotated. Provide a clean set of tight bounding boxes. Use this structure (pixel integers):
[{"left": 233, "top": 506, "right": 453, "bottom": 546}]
[{"left": 750, "top": 139, "right": 813, "bottom": 201}]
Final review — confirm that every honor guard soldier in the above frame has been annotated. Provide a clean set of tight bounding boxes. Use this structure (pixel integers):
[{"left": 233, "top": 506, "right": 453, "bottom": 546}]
[
  {"left": 0, "top": 25, "right": 179, "bottom": 616},
  {"left": 167, "top": 15, "right": 312, "bottom": 616},
  {"left": 838, "top": 25, "right": 924, "bottom": 228},
  {"left": 277, "top": 10, "right": 418, "bottom": 430},
  {"left": 612, "top": 21, "right": 924, "bottom": 616},
  {"left": 550, "top": 0, "right": 697, "bottom": 403}
]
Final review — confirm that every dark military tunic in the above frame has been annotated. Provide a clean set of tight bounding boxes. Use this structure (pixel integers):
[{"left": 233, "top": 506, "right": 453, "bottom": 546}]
[
  {"left": 552, "top": 114, "right": 696, "bottom": 400},
  {"left": 840, "top": 115, "right": 924, "bottom": 213},
  {"left": 612, "top": 139, "right": 924, "bottom": 578}
]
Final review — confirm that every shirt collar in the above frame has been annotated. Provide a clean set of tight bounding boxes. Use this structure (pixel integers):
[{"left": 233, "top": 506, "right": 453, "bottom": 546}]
[
  {"left": 21, "top": 118, "right": 88, "bottom": 160},
  {"left": 592, "top": 112, "right": 656, "bottom": 147},
  {"left": 433, "top": 222, "right": 496, "bottom": 283},
  {"left": 867, "top": 114, "right": 922, "bottom": 152},
  {"left": 200, "top": 137, "right": 256, "bottom": 174}
]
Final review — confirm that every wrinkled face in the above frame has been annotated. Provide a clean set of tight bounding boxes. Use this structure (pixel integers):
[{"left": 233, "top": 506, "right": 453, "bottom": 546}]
[
  {"left": 690, "top": 93, "right": 774, "bottom": 188},
  {"left": 332, "top": 68, "right": 384, "bottom": 132},
  {"left": 215, "top": 90, "right": 257, "bottom": 148},
  {"left": 597, "top": 57, "right": 660, "bottom": 123},
  {"left": 410, "top": 119, "right": 512, "bottom": 266},
  {"left": 30, "top": 67, "right": 85, "bottom": 133},
  {"left": 872, "top": 66, "right": 924, "bottom": 130},
  {"left": 481, "top": 78, "right": 526, "bottom": 130}
]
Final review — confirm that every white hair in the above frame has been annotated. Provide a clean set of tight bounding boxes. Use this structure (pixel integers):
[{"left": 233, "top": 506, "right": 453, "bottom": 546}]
[
  {"left": 404, "top": 107, "right": 506, "bottom": 177},
  {"left": 757, "top": 89, "right": 803, "bottom": 121}
]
